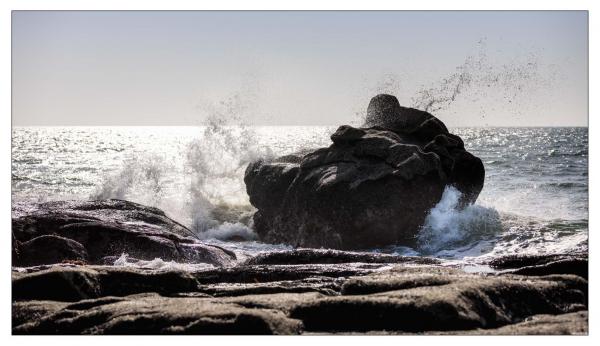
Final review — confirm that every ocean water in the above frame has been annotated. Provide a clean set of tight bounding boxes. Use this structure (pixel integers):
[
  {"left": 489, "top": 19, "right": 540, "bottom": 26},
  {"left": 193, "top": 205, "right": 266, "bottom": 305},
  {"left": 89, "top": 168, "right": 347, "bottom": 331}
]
[{"left": 11, "top": 126, "right": 588, "bottom": 266}]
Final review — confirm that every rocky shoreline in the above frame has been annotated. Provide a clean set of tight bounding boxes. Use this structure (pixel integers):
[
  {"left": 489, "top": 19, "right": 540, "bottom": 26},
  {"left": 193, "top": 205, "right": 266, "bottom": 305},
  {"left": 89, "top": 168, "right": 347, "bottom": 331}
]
[
  {"left": 10, "top": 91, "right": 588, "bottom": 335},
  {"left": 13, "top": 248, "right": 587, "bottom": 334},
  {"left": 11, "top": 198, "right": 588, "bottom": 335}
]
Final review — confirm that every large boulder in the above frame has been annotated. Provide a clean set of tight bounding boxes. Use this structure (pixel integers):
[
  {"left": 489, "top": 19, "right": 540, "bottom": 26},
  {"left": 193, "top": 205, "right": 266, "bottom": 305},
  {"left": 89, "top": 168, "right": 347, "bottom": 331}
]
[
  {"left": 244, "top": 94, "right": 484, "bottom": 249},
  {"left": 12, "top": 199, "right": 236, "bottom": 266}
]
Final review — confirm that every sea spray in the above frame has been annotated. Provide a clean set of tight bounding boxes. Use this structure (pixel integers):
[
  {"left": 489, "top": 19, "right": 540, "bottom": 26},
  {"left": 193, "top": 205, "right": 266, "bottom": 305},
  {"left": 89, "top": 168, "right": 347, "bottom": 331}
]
[
  {"left": 91, "top": 154, "right": 170, "bottom": 206},
  {"left": 363, "top": 39, "right": 557, "bottom": 125},
  {"left": 417, "top": 185, "right": 502, "bottom": 255},
  {"left": 412, "top": 40, "right": 555, "bottom": 115},
  {"left": 182, "top": 94, "right": 272, "bottom": 237},
  {"left": 90, "top": 93, "right": 271, "bottom": 241},
  {"left": 90, "top": 125, "right": 265, "bottom": 240}
]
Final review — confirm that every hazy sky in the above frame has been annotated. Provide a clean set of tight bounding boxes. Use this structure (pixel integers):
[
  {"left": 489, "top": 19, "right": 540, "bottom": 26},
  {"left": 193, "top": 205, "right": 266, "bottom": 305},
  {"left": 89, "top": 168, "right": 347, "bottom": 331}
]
[{"left": 12, "top": 11, "right": 588, "bottom": 126}]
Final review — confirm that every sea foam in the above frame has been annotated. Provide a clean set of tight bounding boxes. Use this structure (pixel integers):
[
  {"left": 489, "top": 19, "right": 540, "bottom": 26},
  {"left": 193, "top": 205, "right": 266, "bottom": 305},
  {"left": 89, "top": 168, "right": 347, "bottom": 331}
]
[{"left": 417, "top": 185, "right": 502, "bottom": 255}]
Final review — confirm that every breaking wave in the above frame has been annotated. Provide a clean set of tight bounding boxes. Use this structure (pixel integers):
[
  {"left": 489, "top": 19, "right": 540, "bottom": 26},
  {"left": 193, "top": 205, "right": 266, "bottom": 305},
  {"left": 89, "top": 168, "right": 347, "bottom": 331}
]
[
  {"left": 90, "top": 91, "right": 271, "bottom": 240},
  {"left": 417, "top": 186, "right": 503, "bottom": 255}
]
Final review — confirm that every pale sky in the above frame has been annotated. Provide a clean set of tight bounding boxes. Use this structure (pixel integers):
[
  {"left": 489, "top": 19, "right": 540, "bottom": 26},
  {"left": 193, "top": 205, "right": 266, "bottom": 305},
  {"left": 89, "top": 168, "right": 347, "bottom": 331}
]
[{"left": 12, "top": 11, "right": 588, "bottom": 126}]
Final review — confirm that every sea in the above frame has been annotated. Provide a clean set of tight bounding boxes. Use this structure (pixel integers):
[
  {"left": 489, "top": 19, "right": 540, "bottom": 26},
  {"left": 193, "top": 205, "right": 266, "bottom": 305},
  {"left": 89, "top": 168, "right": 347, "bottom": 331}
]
[{"left": 11, "top": 125, "right": 589, "bottom": 269}]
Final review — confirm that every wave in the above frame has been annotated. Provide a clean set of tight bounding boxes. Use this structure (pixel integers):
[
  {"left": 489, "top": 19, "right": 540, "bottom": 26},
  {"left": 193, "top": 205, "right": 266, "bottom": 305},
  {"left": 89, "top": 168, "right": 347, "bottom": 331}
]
[
  {"left": 417, "top": 186, "right": 502, "bottom": 255},
  {"left": 90, "top": 93, "right": 271, "bottom": 241}
]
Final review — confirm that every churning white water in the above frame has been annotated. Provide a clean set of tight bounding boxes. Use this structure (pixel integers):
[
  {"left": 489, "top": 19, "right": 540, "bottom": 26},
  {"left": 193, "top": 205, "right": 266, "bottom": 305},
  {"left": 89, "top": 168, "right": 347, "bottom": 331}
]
[{"left": 417, "top": 186, "right": 502, "bottom": 255}]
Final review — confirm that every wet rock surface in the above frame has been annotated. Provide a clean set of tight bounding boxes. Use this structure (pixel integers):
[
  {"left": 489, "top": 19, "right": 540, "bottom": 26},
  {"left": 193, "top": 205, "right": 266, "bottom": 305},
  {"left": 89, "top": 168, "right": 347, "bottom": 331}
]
[
  {"left": 15, "top": 235, "right": 88, "bottom": 267},
  {"left": 13, "top": 293, "right": 303, "bottom": 335},
  {"left": 305, "top": 312, "right": 589, "bottom": 335},
  {"left": 488, "top": 253, "right": 588, "bottom": 279},
  {"left": 13, "top": 249, "right": 588, "bottom": 335},
  {"left": 244, "top": 248, "right": 441, "bottom": 265},
  {"left": 12, "top": 199, "right": 236, "bottom": 266},
  {"left": 244, "top": 94, "right": 485, "bottom": 249},
  {"left": 457, "top": 311, "right": 588, "bottom": 335}
]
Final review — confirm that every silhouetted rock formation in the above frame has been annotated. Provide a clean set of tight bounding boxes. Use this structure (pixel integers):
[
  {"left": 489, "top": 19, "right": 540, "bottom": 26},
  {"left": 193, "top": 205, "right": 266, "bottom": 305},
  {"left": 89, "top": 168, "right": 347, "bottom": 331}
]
[{"left": 244, "top": 94, "right": 484, "bottom": 249}]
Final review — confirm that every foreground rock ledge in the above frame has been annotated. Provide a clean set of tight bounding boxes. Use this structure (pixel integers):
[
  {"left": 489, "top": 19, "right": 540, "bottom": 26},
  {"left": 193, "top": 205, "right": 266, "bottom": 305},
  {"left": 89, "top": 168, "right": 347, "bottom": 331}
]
[
  {"left": 244, "top": 94, "right": 485, "bottom": 249},
  {"left": 13, "top": 252, "right": 588, "bottom": 335}
]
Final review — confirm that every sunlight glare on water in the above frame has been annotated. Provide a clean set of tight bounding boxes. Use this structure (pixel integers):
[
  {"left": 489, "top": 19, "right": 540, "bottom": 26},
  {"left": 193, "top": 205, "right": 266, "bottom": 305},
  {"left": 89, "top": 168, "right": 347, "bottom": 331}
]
[{"left": 12, "top": 126, "right": 588, "bottom": 261}]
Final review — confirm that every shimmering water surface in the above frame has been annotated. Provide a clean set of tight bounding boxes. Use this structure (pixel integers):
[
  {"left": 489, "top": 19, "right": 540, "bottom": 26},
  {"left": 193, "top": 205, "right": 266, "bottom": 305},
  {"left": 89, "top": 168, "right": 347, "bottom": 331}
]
[{"left": 12, "top": 126, "right": 588, "bottom": 265}]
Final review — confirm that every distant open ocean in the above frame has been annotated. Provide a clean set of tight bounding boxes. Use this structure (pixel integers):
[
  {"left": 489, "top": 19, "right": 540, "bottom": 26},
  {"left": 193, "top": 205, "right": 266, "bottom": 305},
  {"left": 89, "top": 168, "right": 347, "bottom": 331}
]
[{"left": 11, "top": 126, "right": 588, "bottom": 267}]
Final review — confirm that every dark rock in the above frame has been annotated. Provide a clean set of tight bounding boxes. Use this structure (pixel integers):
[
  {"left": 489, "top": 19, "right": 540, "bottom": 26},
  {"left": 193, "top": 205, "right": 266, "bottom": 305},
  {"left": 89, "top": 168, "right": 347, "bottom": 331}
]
[
  {"left": 244, "top": 94, "right": 484, "bottom": 249},
  {"left": 289, "top": 267, "right": 587, "bottom": 333},
  {"left": 461, "top": 311, "right": 588, "bottom": 335},
  {"left": 340, "top": 266, "right": 461, "bottom": 295},
  {"left": 195, "top": 278, "right": 342, "bottom": 297},
  {"left": 488, "top": 253, "right": 588, "bottom": 279},
  {"left": 12, "top": 300, "right": 69, "bottom": 328},
  {"left": 222, "top": 292, "right": 329, "bottom": 312},
  {"left": 12, "top": 199, "right": 236, "bottom": 266},
  {"left": 14, "top": 235, "right": 88, "bottom": 267},
  {"left": 365, "top": 94, "right": 448, "bottom": 139},
  {"left": 13, "top": 260, "right": 588, "bottom": 335},
  {"left": 13, "top": 293, "right": 303, "bottom": 335},
  {"left": 11, "top": 262, "right": 383, "bottom": 302},
  {"left": 192, "top": 263, "right": 388, "bottom": 286},
  {"left": 12, "top": 266, "right": 202, "bottom": 302},
  {"left": 506, "top": 259, "right": 588, "bottom": 279},
  {"left": 244, "top": 249, "right": 440, "bottom": 265},
  {"left": 12, "top": 199, "right": 190, "bottom": 240},
  {"left": 309, "top": 312, "right": 589, "bottom": 335},
  {"left": 13, "top": 267, "right": 102, "bottom": 302},
  {"left": 488, "top": 253, "right": 585, "bottom": 268}
]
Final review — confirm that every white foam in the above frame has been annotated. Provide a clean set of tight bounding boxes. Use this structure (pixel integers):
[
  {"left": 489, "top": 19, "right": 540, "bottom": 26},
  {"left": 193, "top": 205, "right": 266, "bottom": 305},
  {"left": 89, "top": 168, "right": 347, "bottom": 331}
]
[
  {"left": 113, "top": 253, "right": 216, "bottom": 271},
  {"left": 417, "top": 186, "right": 502, "bottom": 255},
  {"left": 89, "top": 113, "right": 272, "bottom": 235},
  {"left": 198, "top": 222, "right": 258, "bottom": 241},
  {"left": 478, "top": 187, "right": 586, "bottom": 222}
]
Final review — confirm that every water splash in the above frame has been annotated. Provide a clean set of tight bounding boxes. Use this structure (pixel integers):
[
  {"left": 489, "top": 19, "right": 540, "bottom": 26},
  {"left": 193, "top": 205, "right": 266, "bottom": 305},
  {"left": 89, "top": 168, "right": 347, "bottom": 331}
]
[
  {"left": 410, "top": 39, "right": 556, "bottom": 117},
  {"left": 91, "top": 154, "right": 169, "bottom": 206},
  {"left": 363, "top": 39, "right": 557, "bottom": 124},
  {"left": 417, "top": 185, "right": 502, "bottom": 255},
  {"left": 89, "top": 92, "right": 272, "bottom": 240},
  {"left": 183, "top": 92, "right": 272, "bottom": 234}
]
